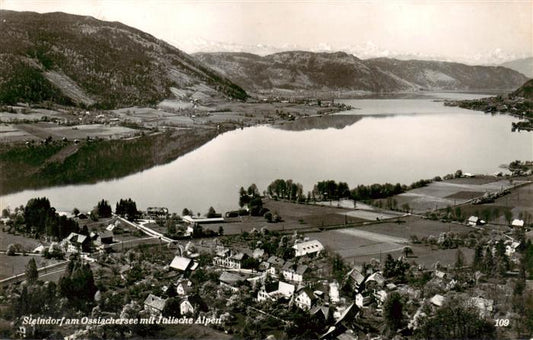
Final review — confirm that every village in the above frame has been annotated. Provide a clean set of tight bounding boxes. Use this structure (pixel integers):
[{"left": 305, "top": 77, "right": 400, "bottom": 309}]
[{"left": 0, "top": 166, "right": 532, "bottom": 339}]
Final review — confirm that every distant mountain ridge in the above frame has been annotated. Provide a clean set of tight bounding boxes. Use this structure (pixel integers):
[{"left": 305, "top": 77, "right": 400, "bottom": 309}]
[
  {"left": 195, "top": 51, "right": 528, "bottom": 94},
  {"left": 0, "top": 10, "right": 247, "bottom": 109},
  {"left": 500, "top": 57, "right": 533, "bottom": 78}
]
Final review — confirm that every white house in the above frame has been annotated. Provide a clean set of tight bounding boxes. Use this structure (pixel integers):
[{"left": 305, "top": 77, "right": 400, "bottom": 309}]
[
  {"left": 511, "top": 219, "right": 524, "bottom": 228},
  {"left": 180, "top": 299, "right": 194, "bottom": 316},
  {"left": 213, "top": 252, "right": 249, "bottom": 269},
  {"left": 257, "top": 281, "right": 295, "bottom": 302},
  {"left": 179, "top": 295, "right": 206, "bottom": 316},
  {"left": 295, "top": 288, "right": 318, "bottom": 310},
  {"left": 430, "top": 294, "right": 445, "bottom": 307},
  {"left": 293, "top": 240, "right": 324, "bottom": 257},
  {"left": 467, "top": 216, "right": 484, "bottom": 226},
  {"left": 329, "top": 281, "right": 340, "bottom": 303}
]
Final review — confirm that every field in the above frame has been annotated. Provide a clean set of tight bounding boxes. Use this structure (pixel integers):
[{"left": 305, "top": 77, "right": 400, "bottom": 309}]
[
  {"left": 311, "top": 215, "right": 474, "bottom": 266},
  {"left": 394, "top": 177, "right": 518, "bottom": 213},
  {"left": 0, "top": 230, "right": 41, "bottom": 251},
  {"left": 219, "top": 199, "right": 369, "bottom": 235},
  {"left": 0, "top": 254, "right": 62, "bottom": 280}
]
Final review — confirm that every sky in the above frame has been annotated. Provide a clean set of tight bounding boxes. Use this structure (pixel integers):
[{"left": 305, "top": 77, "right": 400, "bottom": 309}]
[{"left": 1, "top": 0, "right": 532, "bottom": 64}]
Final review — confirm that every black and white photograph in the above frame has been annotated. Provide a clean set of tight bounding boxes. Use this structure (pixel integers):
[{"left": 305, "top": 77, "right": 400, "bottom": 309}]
[{"left": 0, "top": 0, "right": 532, "bottom": 339}]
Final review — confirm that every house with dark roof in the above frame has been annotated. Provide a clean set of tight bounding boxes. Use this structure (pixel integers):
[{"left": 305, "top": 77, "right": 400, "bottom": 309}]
[
  {"left": 344, "top": 267, "right": 366, "bottom": 291},
  {"left": 176, "top": 279, "right": 193, "bottom": 296},
  {"left": 310, "top": 305, "right": 331, "bottom": 321},
  {"left": 282, "top": 262, "right": 308, "bottom": 283},
  {"left": 219, "top": 271, "right": 245, "bottom": 291},
  {"left": 96, "top": 231, "right": 113, "bottom": 246},
  {"left": 63, "top": 232, "right": 90, "bottom": 252},
  {"left": 146, "top": 207, "right": 169, "bottom": 218},
  {"left": 213, "top": 251, "right": 249, "bottom": 269}
]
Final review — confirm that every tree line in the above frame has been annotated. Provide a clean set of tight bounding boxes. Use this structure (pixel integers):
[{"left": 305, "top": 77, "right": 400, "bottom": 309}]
[{"left": 262, "top": 177, "right": 434, "bottom": 203}]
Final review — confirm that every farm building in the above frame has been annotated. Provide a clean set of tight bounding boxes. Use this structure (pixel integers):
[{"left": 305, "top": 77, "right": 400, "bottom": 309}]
[
  {"left": 293, "top": 239, "right": 324, "bottom": 257},
  {"left": 170, "top": 256, "right": 196, "bottom": 272}
]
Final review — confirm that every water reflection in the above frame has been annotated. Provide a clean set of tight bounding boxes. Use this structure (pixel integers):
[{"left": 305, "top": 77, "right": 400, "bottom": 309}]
[{"left": 274, "top": 114, "right": 362, "bottom": 131}]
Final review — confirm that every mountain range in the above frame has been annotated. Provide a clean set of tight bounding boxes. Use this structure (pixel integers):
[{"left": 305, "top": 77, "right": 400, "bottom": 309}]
[
  {"left": 0, "top": 10, "right": 529, "bottom": 109},
  {"left": 195, "top": 51, "right": 528, "bottom": 95},
  {"left": 0, "top": 10, "right": 247, "bottom": 109}
]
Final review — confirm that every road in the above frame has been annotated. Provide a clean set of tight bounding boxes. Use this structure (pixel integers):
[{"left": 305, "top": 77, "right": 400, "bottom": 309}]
[
  {"left": 0, "top": 260, "right": 69, "bottom": 287},
  {"left": 116, "top": 216, "right": 174, "bottom": 243}
]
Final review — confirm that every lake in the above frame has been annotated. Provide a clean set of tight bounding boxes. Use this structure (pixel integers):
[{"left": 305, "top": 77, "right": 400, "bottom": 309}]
[{"left": 1, "top": 93, "right": 531, "bottom": 215}]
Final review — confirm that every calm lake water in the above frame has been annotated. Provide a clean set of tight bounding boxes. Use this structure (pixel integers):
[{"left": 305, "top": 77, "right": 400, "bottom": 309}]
[{"left": 1, "top": 93, "right": 531, "bottom": 214}]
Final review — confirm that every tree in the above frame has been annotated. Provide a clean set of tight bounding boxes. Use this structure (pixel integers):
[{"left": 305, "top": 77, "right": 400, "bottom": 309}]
[
  {"left": 115, "top": 198, "right": 138, "bottom": 221},
  {"left": 59, "top": 255, "right": 97, "bottom": 312},
  {"left": 162, "top": 297, "right": 181, "bottom": 317},
  {"left": 481, "top": 208, "right": 492, "bottom": 223},
  {"left": 473, "top": 244, "right": 484, "bottom": 271},
  {"left": 454, "top": 248, "right": 465, "bottom": 269},
  {"left": 6, "top": 243, "right": 16, "bottom": 256},
  {"left": 182, "top": 208, "right": 191, "bottom": 216},
  {"left": 25, "top": 258, "right": 38, "bottom": 284},
  {"left": 383, "top": 292, "right": 404, "bottom": 333},
  {"left": 504, "top": 209, "right": 513, "bottom": 226},
  {"left": 484, "top": 247, "right": 494, "bottom": 275},
  {"left": 24, "top": 197, "right": 53, "bottom": 234},
  {"left": 247, "top": 184, "right": 260, "bottom": 197},
  {"left": 192, "top": 224, "right": 204, "bottom": 238},
  {"left": 96, "top": 199, "right": 112, "bottom": 218},
  {"left": 166, "top": 220, "right": 176, "bottom": 235},
  {"left": 249, "top": 197, "right": 264, "bottom": 216},
  {"left": 72, "top": 207, "right": 80, "bottom": 217},
  {"left": 418, "top": 298, "right": 496, "bottom": 339},
  {"left": 218, "top": 226, "right": 224, "bottom": 236},
  {"left": 403, "top": 247, "right": 413, "bottom": 258},
  {"left": 383, "top": 254, "right": 410, "bottom": 283},
  {"left": 206, "top": 206, "right": 218, "bottom": 218},
  {"left": 264, "top": 211, "right": 273, "bottom": 223}
]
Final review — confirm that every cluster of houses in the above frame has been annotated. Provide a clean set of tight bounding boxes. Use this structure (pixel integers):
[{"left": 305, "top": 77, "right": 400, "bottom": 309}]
[
  {"left": 32, "top": 230, "right": 115, "bottom": 255},
  {"left": 468, "top": 215, "right": 526, "bottom": 229},
  {"left": 138, "top": 230, "right": 505, "bottom": 338}
]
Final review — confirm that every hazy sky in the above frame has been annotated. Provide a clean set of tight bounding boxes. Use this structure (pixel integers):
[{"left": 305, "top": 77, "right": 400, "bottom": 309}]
[{"left": 1, "top": 0, "right": 531, "bottom": 64}]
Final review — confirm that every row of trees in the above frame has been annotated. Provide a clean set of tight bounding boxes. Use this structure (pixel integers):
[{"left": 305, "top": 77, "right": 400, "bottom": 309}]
[
  {"left": 267, "top": 179, "right": 304, "bottom": 201},
  {"left": 313, "top": 180, "right": 351, "bottom": 200},
  {"left": 115, "top": 198, "right": 139, "bottom": 220}
]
